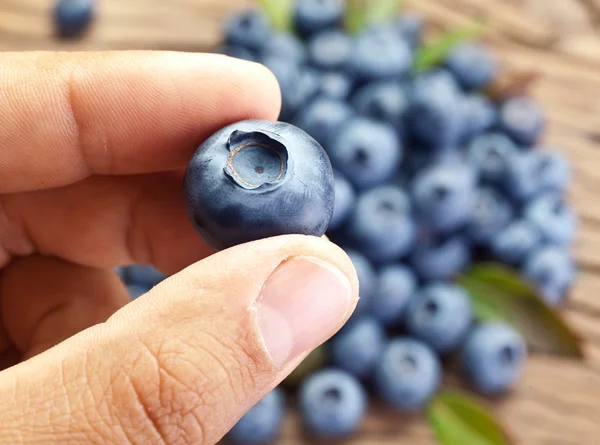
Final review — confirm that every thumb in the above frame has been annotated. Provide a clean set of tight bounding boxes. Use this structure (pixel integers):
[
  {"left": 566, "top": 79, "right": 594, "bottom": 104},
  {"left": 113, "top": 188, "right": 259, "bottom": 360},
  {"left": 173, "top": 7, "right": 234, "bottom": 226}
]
[{"left": 0, "top": 235, "right": 358, "bottom": 445}]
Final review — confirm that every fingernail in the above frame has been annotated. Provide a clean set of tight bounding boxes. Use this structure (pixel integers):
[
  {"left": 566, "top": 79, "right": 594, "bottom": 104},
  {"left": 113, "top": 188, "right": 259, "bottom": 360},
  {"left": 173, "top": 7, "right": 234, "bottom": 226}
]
[{"left": 256, "top": 257, "right": 352, "bottom": 367}]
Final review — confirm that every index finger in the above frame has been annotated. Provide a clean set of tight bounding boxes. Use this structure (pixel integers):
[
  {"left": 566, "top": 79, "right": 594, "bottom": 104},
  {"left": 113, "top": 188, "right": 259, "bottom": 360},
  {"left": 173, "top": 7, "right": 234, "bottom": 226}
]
[{"left": 0, "top": 51, "right": 281, "bottom": 193}]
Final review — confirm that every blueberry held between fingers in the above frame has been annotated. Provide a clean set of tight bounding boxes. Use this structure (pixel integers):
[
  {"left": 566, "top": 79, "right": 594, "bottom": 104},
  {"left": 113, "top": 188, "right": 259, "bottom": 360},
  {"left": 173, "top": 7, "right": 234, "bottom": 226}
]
[
  {"left": 499, "top": 97, "right": 545, "bottom": 146},
  {"left": 299, "top": 369, "right": 367, "bottom": 439},
  {"left": 369, "top": 265, "right": 417, "bottom": 328},
  {"left": 446, "top": 41, "right": 499, "bottom": 90},
  {"left": 460, "top": 322, "right": 527, "bottom": 396},
  {"left": 228, "top": 388, "right": 286, "bottom": 445},
  {"left": 224, "top": 8, "right": 271, "bottom": 51},
  {"left": 184, "top": 120, "right": 334, "bottom": 251},
  {"left": 523, "top": 245, "right": 576, "bottom": 306},
  {"left": 525, "top": 193, "right": 578, "bottom": 246},
  {"left": 54, "top": 0, "right": 95, "bottom": 38},
  {"left": 294, "top": 0, "right": 344, "bottom": 37}
]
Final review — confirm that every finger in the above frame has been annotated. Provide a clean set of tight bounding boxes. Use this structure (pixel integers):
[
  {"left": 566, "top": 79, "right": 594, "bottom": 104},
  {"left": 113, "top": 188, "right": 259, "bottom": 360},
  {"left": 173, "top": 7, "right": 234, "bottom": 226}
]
[
  {"left": 0, "top": 256, "right": 130, "bottom": 360},
  {"left": 0, "top": 51, "right": 281, "bottom": 194},
  {"left": 1, "top": 173, "right": 212, "bottom": 271},
  {"left": 0, "top": 235, "right": 358, "bottom": 445}
]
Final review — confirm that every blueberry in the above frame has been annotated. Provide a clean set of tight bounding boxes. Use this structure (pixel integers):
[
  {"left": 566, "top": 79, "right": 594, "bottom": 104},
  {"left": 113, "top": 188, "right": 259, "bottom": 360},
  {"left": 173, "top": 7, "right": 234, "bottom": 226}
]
[
  {"left": 374, "top": 338, "right": 442, "bottom": 412},
  {"left": 127, "top": 285, "right": 149, "bottom": 301},
  {"left": 115, "top": 267, "right": 126, "bottom": 280},
  {"left": 369, "top": 265, "right": 417, "bottom": 327},
  {"left": 460, "top": 322, "right": 527, "bottom": 396},
  {"left": 393, "top": 12, "right": 424, "bottom": 48},
  {"left": 523, "top": 245, "right": 576, "bottom": 306},
  {"left": 54, "top": 0, "right": 95, "bottom": 38},
  {"left": 346, "top": 186, "right": 416, "bottom": 263},
  {"left": 218, "top": 44, "right": 256, "bottom": 62},
  {"left": 299, "top": 369, "right": 367, "bottom": 439},
  {"left": 410, "top": 235, "right": 471, "bottom": 282},
  {"left": 328, "top": 117, "right": 403, "bottom": 190},
  {"left": 345, "top": 249, "right": 377, "bottom": 314},
  {"left": 459, "top": 96, "right": 497, "bottom": 142},
  {"left": 525, "top": 193, "right": 578, "bottom": 246},
  {"left": 294, "top": 0, "right": 344, "bottom": 37},
  {"left": 348, "top": 28, "right": 413, "bottom": 82},
  {"left": 261, "top": 33, "right": 306, "bottom": 63},
  {"left": 491, "top": 220, "right": 542, "bottom": 265},
  {"left": 329, "top": 171, "right": 356, "bottom": 232},
  {"left": 404, "top": 284, "right": 473, "bottom": 354},
  {"left": 468, "top": 132, "right": 518, "bottom": 184},
  {"left": 467, "top": 188, "right": 514, "bottom": 245},
  {"left": 446, "top": 42, "right": 499, "bottom": 90},
  {"left": 125, "top": 265, "right": 166, "bottom": 288},
  {"left": 411, "top": 159, "right": 476, "bottom": 233},
  {"left": 407, "top": 70, "right": 464, "bottom": 149},
  {"left": 499, "top": 97, "right": 545, "bottom": 146},
  {"left": 294, "top": 98, "right": 354, "bottom": 150},
  {"left": 320, "top": 72, "right": 353, "bottom": 100},
  {"left": 184, "top": 120, "right": 334, "bottom": 250},
  {"left": 351, "top": 82, "right": 408, "bottom": 137},
  {"left": 224, "top": 9, "right": 271, "bottom": 51},
  {"left": 536, "top": 150, "right": 572, "bottom": 193},
  {"left": 307, "top": 30, "right": 352, "bottom": 71},
  {"left": 330, "top": 317, "right": 386, "bottom": 379},
  {"left": 503, "top": 151, "right": 546, "bottom": 202},
  {"left": 228, "top": 388, "right": 285, "bottom": 445}
]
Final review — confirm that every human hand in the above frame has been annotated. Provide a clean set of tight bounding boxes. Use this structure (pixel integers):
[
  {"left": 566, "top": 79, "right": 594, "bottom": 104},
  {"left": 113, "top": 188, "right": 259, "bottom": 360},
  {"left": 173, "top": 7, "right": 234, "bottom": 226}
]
[{"left": 0, "top": 52, "right": 359, "bottom": 444}]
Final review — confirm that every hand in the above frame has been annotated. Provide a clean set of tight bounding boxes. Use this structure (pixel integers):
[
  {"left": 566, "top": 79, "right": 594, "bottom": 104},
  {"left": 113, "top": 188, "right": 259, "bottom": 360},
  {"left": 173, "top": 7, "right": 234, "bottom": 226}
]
[{"left": 0, "top": 52, "right": 359, "bottom": 444}]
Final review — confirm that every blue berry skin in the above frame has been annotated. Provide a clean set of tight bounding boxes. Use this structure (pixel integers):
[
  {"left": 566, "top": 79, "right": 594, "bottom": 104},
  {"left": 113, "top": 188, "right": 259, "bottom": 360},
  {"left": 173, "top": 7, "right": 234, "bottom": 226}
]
[
  {"left": 128, "top": 285, "right": 149, "bottom": 301},
  {"left": 294, "top": 98, "right": 354, "bottom": 150},
  {"left": 348, "top": 29, "right": 413, "bottom": 82},
  {"left": 307, "top": 30, "right": 352, "bottom": 71},
  {"left": 374, "top": 338, "right": 442, "bottom": 412},
  {"left": 404, "top": 284, "right": 473, "bottom": 354},
  {"left": 294, "top": 0, "right": 344, "bottom": 37},
  {"left": 345, "top": 249, "right": 377, "bottom": 315},
  {"left": 468, "top": 188, "right": 514, "bottom": 245},
  {"left": 218, "top": 44, "right": 256, "bottom": 62},
  {"left": 411, "top": 160, "right": 476, "bottom": 234},
  {"left": 410, "top": 235, "right": 471, "bottom": 282},
  {"left": 468, "top": 132, "right": 518, "bottom": 185},
  {"left": 261, "top": 33, "right": 306, "bottom": 63},
  {"left": 536, "top": 150, "right": 572, "bottom": 193},
  {"left": 224, "top": 9, "right": 271, "bottom": 51},
  {"left": 228, "top": 388, "right": 285, "bottom": 445},
  {"left": 460, "top": 322, "right": 527, "bottom": 396},
  {"left": 351, "top": 82, "right": 408, "bottom": 137},
  {"left": 330, "top": 317, "right": 386, "bottom": 379},
  {"left": 491, "top": 220, "right": 542, "bottom": 265},
  {"left": 523, "top": 245, "right": 576, "bottom": 306},
  {"left": 446, "top": 42, "right": 499, "bottom": 90},
  {"left": 369, "top": 265, "right": 417, "bottom": 328},
  {"left": 346, "top": 186, "right": 417, "bottom": 263},
  {"left": 299, "top": 369, "right": 367, "bottom": 439},
  {"left": 459, "top": 96, "right": 497, "bottom": 143},
  {"left": 406, "top": 70, "right": 464, "bottom": 149},
  {"left": 320, "top": 72, "right": 353, "bottom": 100},
  {"left": 525, "top": 193, "right": 578, "bottom": 246},
  {"left": 393, "top": 12, "right": 424, "bottom": 48},
  {"left": 503, "top": 151, "right": 545, "bottom": 202},
  {"left": 328, "top": 117, "right": 403, "bottom": 190},
  {"left": 184, "top": 120, "right": 334, "bottom": 251},
  {"left": 54, "top": 0, "right": 95, "bottom": 38},
  {"left": 329, "top": 171, "right": 356, "bottom": 232},
  {"left": 499, "top": 97, "right": 545, "bottom": 146},
  {"left": 125, "top": 265, "right": 166, "bottom": 288}
]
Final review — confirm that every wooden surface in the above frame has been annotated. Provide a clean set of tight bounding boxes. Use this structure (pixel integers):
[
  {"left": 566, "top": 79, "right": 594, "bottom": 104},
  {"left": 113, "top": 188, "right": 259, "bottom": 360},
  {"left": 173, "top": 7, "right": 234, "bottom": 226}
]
[{"left": 2, "top": 0, "right": 600, "bottom": 444}]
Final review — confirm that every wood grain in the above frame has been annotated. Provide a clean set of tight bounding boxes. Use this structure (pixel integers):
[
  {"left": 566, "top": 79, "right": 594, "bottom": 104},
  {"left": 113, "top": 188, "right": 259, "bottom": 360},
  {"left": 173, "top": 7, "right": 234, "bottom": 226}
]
[{"left": 1, "top": 0, "right": 600, "bottom": 443}]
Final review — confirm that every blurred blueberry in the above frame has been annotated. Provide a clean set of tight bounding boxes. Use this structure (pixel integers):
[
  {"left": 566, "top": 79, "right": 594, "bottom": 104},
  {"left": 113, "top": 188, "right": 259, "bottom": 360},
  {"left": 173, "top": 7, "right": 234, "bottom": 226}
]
[
  {"left": 404, "top": 284, "right": 473, "bottom": 354},
  {"left": 393, "top": 12, "right": 424, "bottom": 48},
  {"left": 498, "top": 97, "right": 545, "bottom": 146},
  {"left": 467, "top": 188, "right": 514, "bottom": 245},
  {"left": 294, "top": 97, "right": 353, "bottom": 150},
  {"left": 369, "top": 265, "right": 417, "bottom": 327},
  {"left": 307, "top": 30, "right": 352, "bottom": 71},
  {"left": 491, "top": 220, "right": 542, "bottom": 265},
  {"left": 54, "top": 0, "right": 95, "bottom": 38},
  {"left": 523, "top": 245, "right": 576, "bottom": 306},
  {"left": 218, "top": 44, "right": 256, "bottom": 61},
  {"left": 460, "top": 322, "right": 527, "bottom": 396},
  {"left": 294, "top": 0, "right": 344, "bottom": 37},
  {"left": 525, "top": 193, "right": 578, "bottom": 246},
  {"left": 503, "top": 151, "right": 546, "bottom": 202},
  {"left": 331, "top": 317, "right": 386, "bottom": 379},
  {"left": 299, "top": 369, "right": 367, "bottom": 439},
  {"left": 468, "top": 132, "right": 518, "bottom": 184},
  {"left": 127, "top": 285, "right": 149, "bottom": 301},
  {"left": 320, "top": 72, "right": 353, "bottom": 100},
  {"left": 345, "top": 249, "right": 377, "bottom": 314},
  {"left": 374, "top": 338, "right": 442, "bottom": 412},
  {"left": 125, "top": 265, "right": 167, "bottom": 288},
  {"left": 346, "top": 186, "right": 416, "bottom": 263},
  {"left": 410, "top": 235, "right": 471, "bottom": 282},
  {"left": 261, "top": 33, "right": 306, "bottom": 63},
  {"left": 228, "top": 388, "right": 285, "bottom": 445},
  {"left": 351, "top": 82, "right": 408, "bottom": 137},
  {"left": 328, "top": 117, "right": 403, "bottom": 190},
  {"left": 536, "top": 150, "right": 572, "bottom": 193},
  {"left": 459, "top": 96, "right": 497, "bottom": 142},
  {"left": 446, "top": 42, "right": 499, "bottom": 90},
  {"left": 224, "top": 8, "right": 270, "bottom": 51},
  {"left": 329, "top": 171, "right": 356, "bottom": 231}
]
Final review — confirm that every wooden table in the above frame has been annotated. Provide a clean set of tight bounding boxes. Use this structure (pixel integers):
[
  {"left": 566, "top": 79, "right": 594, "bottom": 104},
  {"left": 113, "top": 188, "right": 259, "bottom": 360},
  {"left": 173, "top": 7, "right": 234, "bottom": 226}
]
[{"left": 2, "top": 0, "right": 600, "bottom": 443}]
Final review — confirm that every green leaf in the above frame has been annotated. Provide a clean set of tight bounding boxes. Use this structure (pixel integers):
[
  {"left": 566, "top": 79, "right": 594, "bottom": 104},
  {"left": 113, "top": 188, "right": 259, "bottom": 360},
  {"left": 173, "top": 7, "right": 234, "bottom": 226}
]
[
  {"left": 260, "top": 0, "right": 293, "bottom": 32},
  {"left": 458, "top": 263, "right": 584, "bottom": 359},
  {"left": 413, "top": 20, "right": 487, "bottom": 73},
  {"left": 345, "top": 0, "right": 403, "bottom": 34},
  {"left": 427, "top": 390, "right": 512, "bottom": 445}
]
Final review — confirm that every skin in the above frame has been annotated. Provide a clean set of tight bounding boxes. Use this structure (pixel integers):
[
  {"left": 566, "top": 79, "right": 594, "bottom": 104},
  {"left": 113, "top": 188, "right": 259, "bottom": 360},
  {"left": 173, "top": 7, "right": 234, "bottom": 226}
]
[{"left": 0, "top": 51, "right": 359, "bottom": 444}]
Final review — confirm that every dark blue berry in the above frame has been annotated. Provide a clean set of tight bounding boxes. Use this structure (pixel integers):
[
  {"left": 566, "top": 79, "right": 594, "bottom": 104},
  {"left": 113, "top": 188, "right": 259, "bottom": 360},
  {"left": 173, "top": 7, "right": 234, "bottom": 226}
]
[
  {"left": 128, "top": 285, "right": 149, "bottom": 301},
  {"left": 491, "top": 220, "right": 542, "bottom": 265},
  {"left": 307, "top": 30, "right": 352, "bottom": 71},
  {"left": 54, "top": 0, "right": 95, "bottom": 38},
  {"left": 351, "top": 82, "right": 408, "bottom": 137},
  {"left": 228, "top": 388, "right": 285, "bottom": 445},
  {"left": 468, "top": 132, "right": 518, "bottom": 185},
  {"left": 224, "top": 9, "right": 271, "bottom": 51},
  {"left": 184, "top": 120, "right": 334, "bottom": 250},
  {"left": 345, "top": 249, "right": 377, "bottom": 315},
  {"left": 294, "top": 97, "right": 354, "bottom": 150},
  {"left": 409, "top": 235, "right": 471, "bottom": 281},
  {"left": 446, "top": 42, "right": 499, "bottom": 90},
  {"left": 525, "top": 193, "right": 578, "bottom": 246},
  {"left": 459, "top": 96, "right": 497, "bottom": 142},
  {"left": 261, "top": 33, "right": 307, "bottom": 63},
  {"left": 535, "top": 150, "right": 572, "bottom": 193},
  {"left": 393, "top": 12, "right": 424, "bottom": 48},
  {"left": 294, "top": 0, "right": 344, "bottom": 37},
  {"left": 467, "top": 188, "right": 514, "bottom": 245},
  {"left": 499, "top": 97, "right": 545, "bottom": 146},
  {"left": 503, "top": 151, "right": 546, "bottom": 202},
  {"left": 125, "top": 265, "right": 166, "bottom": 288},
  {"left": 329, "top": 171, "right": 356, "bottom": 231},
  {"left": 523, "top": 245, "right": 576, "bottom": 306},
  {"left": 320, "top": 72, "right": 353, "bottom": 100},
  {"left": 369, "top": 265, "right": 417, "bottom": 327}
]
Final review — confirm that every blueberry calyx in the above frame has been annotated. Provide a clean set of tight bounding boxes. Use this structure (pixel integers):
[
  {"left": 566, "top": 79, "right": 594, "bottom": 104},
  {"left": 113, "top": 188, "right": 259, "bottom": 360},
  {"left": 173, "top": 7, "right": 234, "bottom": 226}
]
[{"left": 224, "top": 130, "right": 290, "bottom": 190}]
